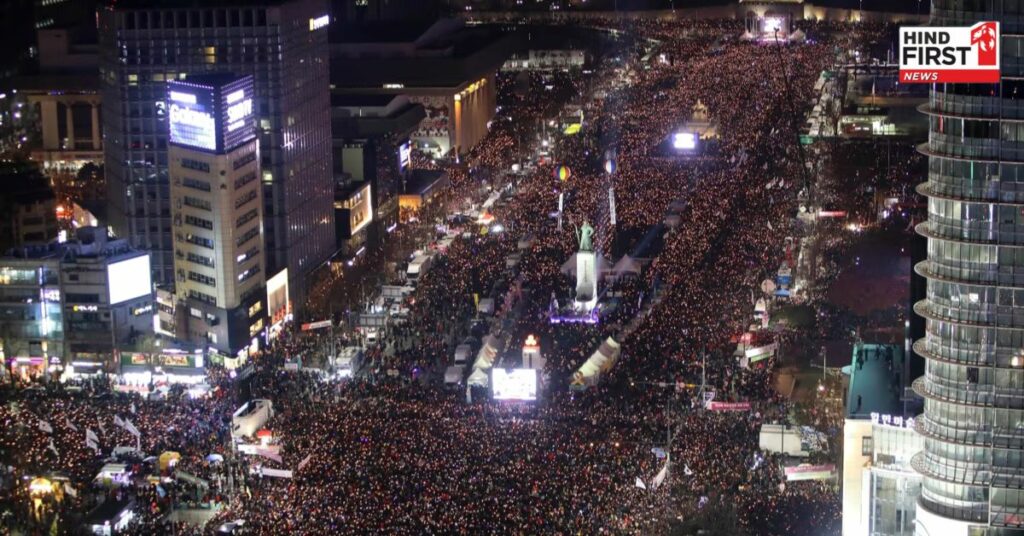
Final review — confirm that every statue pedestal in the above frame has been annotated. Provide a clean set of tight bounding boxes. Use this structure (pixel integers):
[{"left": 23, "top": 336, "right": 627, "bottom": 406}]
[{"left": 574, "top": 250, "right": 598, "bottom": 314}]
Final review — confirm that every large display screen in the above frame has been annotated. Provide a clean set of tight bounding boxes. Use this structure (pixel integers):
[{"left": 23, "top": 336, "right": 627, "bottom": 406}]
[
  {"left": 492, "top": 368, "right": 538, "bottom": 401},
  {"left": 168, "top": 76, "right": 255, "bottom": 153},
  {"left": 267, "top": 268, "right": 290, "bottom": 330},
  {"left": 107, "top": 255, "right": 152, "bottom": 304},
  {"left": 398, "top": 142, "right": 411, "bottom": 171},
  {"left": 673, "top": 132, "right": 697, "bottom": 150},
  {"left": 220, "top": 77, "right": 256, "bottom": 152},
  {"left": 168, "top": 86, "right": 217, "bottom": 151},
  {"left": 348, "top": 183, "right": 373, "bottom": 235}
]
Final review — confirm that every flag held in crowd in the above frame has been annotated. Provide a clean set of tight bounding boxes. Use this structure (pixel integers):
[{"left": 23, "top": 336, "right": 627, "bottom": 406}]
[
  {"left": 652, "top": 462, "right": 670, "bottom": 489},
  {"left": 38, "top": 420, "right": 53, "bottom": 434},
  {"left": 256, "top": 448, "right": 283, "bottom": 464},
  {"left": 124, "top": 419, "right": 141, "bottom": 437}
]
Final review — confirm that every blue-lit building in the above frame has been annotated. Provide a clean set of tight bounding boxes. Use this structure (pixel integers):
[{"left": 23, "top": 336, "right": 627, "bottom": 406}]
[{"left": 99, "top": 0, "right": 335, "bottom": 310}]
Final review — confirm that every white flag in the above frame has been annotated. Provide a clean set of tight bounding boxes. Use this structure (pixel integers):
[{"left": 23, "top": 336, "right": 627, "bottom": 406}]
[
  {"left": 124, "top": 419, "right": 140, "bottom": 438},
  {"left": 256, "top": 448, "right": 282, "bottom": 464},
  {"left": 63, "top": 483, "right": 77, "bottom": 498},
  {"left": 114, "top": 415, "right": 126, "bottom": 429},
  {"left": 65, "top": 418, "right": 78, "bottom": 433},
  {"left": 86, "top": 438, "right": 99, "bottom": 453},
  {"left": 130, "top": 402, "right": 137, "bottom": 414},
  {"left": 97, "top": 422, "right": 106, "bottom": 435},
  {"left": 86, "top": 428, "right": 99, "bottom": 444},
  {"left": 38, "top": 420, "right": 53, "bottom": 434},
  {"left": 635, "top": 477, "right": 646, "bottom": 490},
  {"left": 652, "top": 462, "right": 670, "bottom": 489},
  {"left": 47, "top": 438, "right": 58, "bottom": 456},
  {"left": 297, "top": 454, "right": 312, "bottom": 472},
  {"left": 684, "top": 464, "right": 694, "bottom": 476}
]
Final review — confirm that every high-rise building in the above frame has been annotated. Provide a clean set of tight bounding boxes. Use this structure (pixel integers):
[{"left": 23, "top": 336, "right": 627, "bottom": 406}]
[
  {"left": 99, "top": 0, "right": 335, "bottom": 306},
  {"left": 913, "top": 3, "right": 1024, "bottom": 534},
  {"left": 166, "top": 74, "right": 265, "bottom": 358}
]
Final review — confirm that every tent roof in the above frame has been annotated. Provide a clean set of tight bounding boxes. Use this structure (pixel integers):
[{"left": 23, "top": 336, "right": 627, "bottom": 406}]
[
  {"left": 467, "top": 368, "right": 488, "bottom": 387},
  {"left": 613, "top": 255, "right": 648, "bottom": 274}
]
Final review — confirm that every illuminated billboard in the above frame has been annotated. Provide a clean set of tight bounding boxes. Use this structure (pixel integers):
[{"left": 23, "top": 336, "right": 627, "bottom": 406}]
[
  {"left": 309, "top": 14, "right": 329, "bottom": 31},
  {"left": 220, "top": 77, "right": 256, "bottom": 151},
  {"left": 492, "top": 368, "right": 538, "bottom": 401},
  {"left": 107, "top": 255, "right": 152, "bottom": 304},
  {"left": 168, "top": 87, "right": 217, "bottom": 151},
  {"left": 168, "top": 74, "right": 255, "bottom": 153},
  {"left": 348, "top": 183, "right": 373, "bottom": 235},
  {"left": 267, "top": 268, "right": 290, "bottom": 332}
]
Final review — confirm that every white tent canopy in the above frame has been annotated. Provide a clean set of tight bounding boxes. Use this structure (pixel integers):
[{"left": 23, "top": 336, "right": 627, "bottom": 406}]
[
  {"left": 572, "top": 337, "right": 622, "bottom": 386},
  {"left": 467, "top": 368, "right": 489, "bottom": 387},
  {"left": 472, "top": 335, "right": 504, "bottom": 371},
  {"left": 611, "top": 255, "right": 648, "bottom": 278}
]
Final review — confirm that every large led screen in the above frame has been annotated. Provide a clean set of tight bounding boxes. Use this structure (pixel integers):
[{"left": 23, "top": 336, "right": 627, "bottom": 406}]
[
  {"left": 107, "top": 255, "right": 152, "bottom": 304},
  {"left": 673, "top": 132, "right": 697, "bottom": 150},
  {"left": 168, "top": 86, "right": 217, "bottom": 151},
  {"left": 492, "top": 368, "right": 538, "bottom": 401},
  {"left": 220, "top": 77, "right": 256, "bottom": 151}
]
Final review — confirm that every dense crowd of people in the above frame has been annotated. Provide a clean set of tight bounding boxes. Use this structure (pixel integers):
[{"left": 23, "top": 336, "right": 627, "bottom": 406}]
[{"left": 0, "top": 15, "right": 900, "bottom": 536}]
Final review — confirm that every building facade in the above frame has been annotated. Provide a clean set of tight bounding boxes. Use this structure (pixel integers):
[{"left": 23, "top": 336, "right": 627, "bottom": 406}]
[
  {"left": 167, "top": 74, "right": 265, "bottom": 358},
  {"left": 913, "top": 2, "right": 1024, "bottom": 533},
  {"left": 0, "top": 256, "right": 62, "bottom": 380},
  {"left": 0, "top": 227, "right": 153, "bottom": 379},
  {"left": 99, "top": 0, "right": 335, "bottom": 305}
]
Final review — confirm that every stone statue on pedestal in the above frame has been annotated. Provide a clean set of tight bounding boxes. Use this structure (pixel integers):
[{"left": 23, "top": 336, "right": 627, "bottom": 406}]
[{"left": 575, "top": 221, "right": 595, "bottom": 252}]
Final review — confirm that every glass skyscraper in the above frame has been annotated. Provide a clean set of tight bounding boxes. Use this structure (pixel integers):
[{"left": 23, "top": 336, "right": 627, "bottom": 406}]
[
  {"left": 99, "top": 0, "right": 335, "bottom": 300},
  {"left": 914, "top": 1, "right": 1024, "bottom": 533}
]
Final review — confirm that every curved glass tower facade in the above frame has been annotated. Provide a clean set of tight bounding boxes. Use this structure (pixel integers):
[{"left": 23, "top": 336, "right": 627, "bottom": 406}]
[{"left": 914, "top": 2, "right": 1024, "bottom": 533}]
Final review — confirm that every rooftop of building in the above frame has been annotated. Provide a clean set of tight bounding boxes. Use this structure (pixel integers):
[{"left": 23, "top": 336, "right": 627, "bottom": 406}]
[
  {"left": 2, "top": 227, "right": 141, "bottom": 262},
  {"left": 329, "top": 20, "right": 514, "bottom": 89},
  {"left": 330, "top": 95, "right": 425, "bottom": 139},
  {"left": 335, "top": 179, "right": 371, "bottom": 200},
  {"left": 330, "top": 93, "right": 404, "bottom": 109},
  {"left": 845, "top": 343, "right": 906, "bottom": 420},
  {"left": 403, "top": 169, "right": 448, "bottom": 197},
  {"left": 172, "top": 72, "right": 251, "bottom": 89},
  {"left": 329, "top": 19, "right": 437, "bottom": 44}
]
